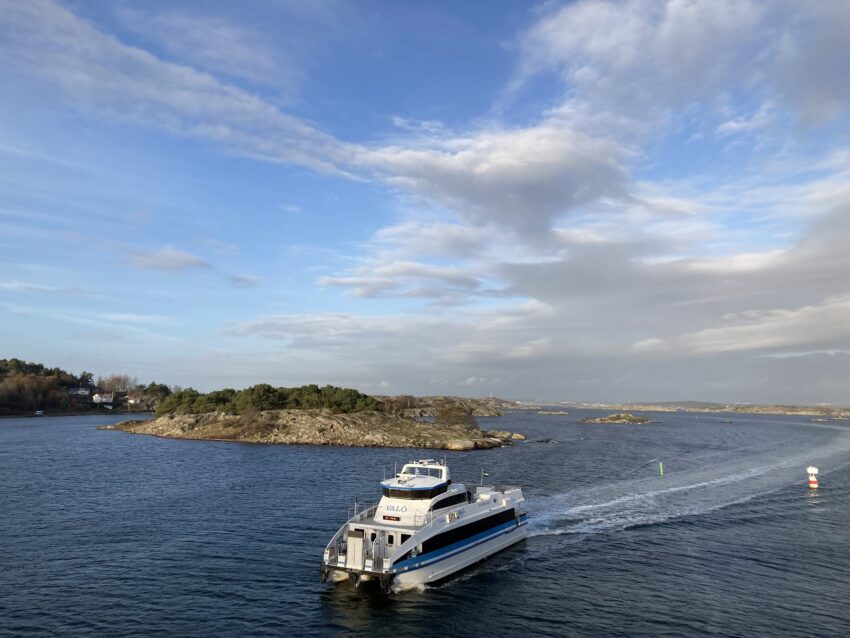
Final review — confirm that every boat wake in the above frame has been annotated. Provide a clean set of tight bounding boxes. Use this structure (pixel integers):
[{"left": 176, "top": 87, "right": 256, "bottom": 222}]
[{"left": 528, "top": 428, "right": 850, "bottom": 539}]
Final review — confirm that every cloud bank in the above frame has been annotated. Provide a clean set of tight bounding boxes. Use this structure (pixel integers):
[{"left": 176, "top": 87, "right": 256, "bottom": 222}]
[{"left": 2, "top": 0, "right": 849, "bottom": 402}]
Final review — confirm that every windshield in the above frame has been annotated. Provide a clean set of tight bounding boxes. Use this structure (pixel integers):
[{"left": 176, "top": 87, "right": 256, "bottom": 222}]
[
  {"left": 382, "top": 484, "right": 448, "bottom": 499},
  {"left": 401, "top": 465, "right": 444, "bottom": 479}
]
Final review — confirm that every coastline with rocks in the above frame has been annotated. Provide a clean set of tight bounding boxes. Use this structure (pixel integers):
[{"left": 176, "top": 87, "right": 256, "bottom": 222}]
[
  {"left": 579, "top": 412, "right": 656, "bottom": 424},
  {"left": 99, "top": 409, "right": 526, "bottom": 450}
]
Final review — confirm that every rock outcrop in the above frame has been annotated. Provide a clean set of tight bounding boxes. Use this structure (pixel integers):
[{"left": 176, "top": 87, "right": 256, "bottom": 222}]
[
  {"left": 99, "top": 409, "right": 524, "bottom": 450},
  {"left": 579, "top": 412, "right": 655, "bottom": 424},
  {"left": 398, "top": 397, "right": 504, "bottom": 418}
]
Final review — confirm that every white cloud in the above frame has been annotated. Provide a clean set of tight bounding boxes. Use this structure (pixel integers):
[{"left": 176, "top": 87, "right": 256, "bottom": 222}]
[
  {"left": 127, "top": 246, "right": 210, "bottom": 272},
  {"left": 202, "top": 238, "right": 239, "bottom": 255},
  {"left": 514, "top": 0, "right": 850, "bottom": 137},
  {"left": 391, "top": 116, "right": 447, "bottom": 135},
  {"left": 359, "top": 123, "right": 629, "bottom": 239},
  {"left": 459, "top": 376, "right": 500, "bottom": 387},
  {"left": 227, "top": 274, "right": 262, "bottom": 288},
  {"left": 372, "top": 221, "right": 494, "bottom": 260},
  {"left": 1, "top": 301, "right": 183, "bottom": 343},
  {"left": 680, "top": 296, "right": 850, "bottom": 354},
  {"left": 685, "top": 250, "right": 786, "bottom": 274},
  {"left": 0, "top": 0, "right": 356, "bottom": 176},
  {"left": 513, "top": 0, "right": 766, "bottom": 123},
  {"left": 98, "top": 312, "right": 176, "bottom": 326},
  {"left": 319, "top": 256, "right": 503, "bottom": 305},
  {"left": 716, "top": 101, "right": 775, "bottom": 138},
  {"left": 115, "top": 8, "right": 299, "bottom": 89},
  {"left": 773, "top": 1, "right": 850, "bottom": 124},
  {"left": 0, "top": 280, "right": 92, "bottom": 296},
  {"left": 318, "top": 276, "right": 401, "bottom": 298}
]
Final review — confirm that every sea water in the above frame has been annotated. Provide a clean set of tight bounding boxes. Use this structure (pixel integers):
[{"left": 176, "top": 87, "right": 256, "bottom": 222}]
[{"left": 1, "top": 411, "right": 849, "bottom": 637}]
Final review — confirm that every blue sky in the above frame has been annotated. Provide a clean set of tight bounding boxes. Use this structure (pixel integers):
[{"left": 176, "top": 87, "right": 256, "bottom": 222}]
[{"left": 1, "top": 0, "right": 849, "bottom": 403}]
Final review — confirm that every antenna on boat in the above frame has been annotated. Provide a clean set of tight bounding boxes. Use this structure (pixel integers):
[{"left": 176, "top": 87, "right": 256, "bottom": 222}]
[
  {"left": 354, "top": 497, "right": 358, "bottom": 517},
  {"left": 394, "top": 461, "right": 397, "bottom": 476},
  {"left": 480, "top": 469, "right": 489, "bottom": 485}
]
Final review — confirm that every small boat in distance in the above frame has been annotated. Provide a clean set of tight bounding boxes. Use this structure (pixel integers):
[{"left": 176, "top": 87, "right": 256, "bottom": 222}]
[
  {"left": 320, "top": 459, "right": 527, "bottom": 592},
  {"left": 33, "top": 410, "right": 43, "bottom": 416}
]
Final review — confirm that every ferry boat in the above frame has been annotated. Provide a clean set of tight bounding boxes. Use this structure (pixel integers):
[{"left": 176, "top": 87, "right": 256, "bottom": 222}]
[{"left": 320, "top": 459, "right": 527, "bottom": 592}]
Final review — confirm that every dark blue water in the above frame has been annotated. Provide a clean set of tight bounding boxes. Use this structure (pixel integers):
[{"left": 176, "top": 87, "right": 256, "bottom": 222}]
[{"left": 2, "top": 411, "right": 849, "bottom": 637}]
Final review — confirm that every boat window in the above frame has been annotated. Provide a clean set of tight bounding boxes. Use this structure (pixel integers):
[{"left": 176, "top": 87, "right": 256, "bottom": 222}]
[
  {"left": 392, "top": 509, "right": 517, "bottom": 565},
  {"left": 401, "top": 534, "right": 411, "bottom": 544},
  {"left": 422, "top": 509, "right": 516, "bottom": 554},
  {"left": 370, "top": 532, "right": 376, "bottom": 542},
  {"left": 382, "top": 484, "right": 448, "bottom": 499},
  {"left": 430, "top": 492, "right": 468, "bottom": 511},
  {"left": 387, "top": 534, "right": 395, "bottom": 545},
  {"left": 401, "top": 466, "right": 444, "bottom": 479}
]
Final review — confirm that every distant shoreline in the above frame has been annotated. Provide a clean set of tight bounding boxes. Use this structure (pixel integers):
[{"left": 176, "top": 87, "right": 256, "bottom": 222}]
[
  {"left": 511, "top": 403, "right": 850, "bottom": 418},
  {"left": 0, "top": 411, "right": 154, "bottom": 419}
]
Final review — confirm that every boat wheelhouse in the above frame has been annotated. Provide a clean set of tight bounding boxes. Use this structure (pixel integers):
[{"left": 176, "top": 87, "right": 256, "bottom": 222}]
[{"left": 320, "top": 459, "right": 527, "bottom": 591}]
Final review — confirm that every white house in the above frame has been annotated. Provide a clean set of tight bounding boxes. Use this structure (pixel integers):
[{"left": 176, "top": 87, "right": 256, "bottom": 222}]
[{"left": 92, "top": 393, "right": 113, "bottom": 404}]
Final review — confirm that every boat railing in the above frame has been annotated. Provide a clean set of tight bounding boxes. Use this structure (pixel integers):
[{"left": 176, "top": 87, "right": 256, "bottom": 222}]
[
  {"left": 323, "top": 504, "right": 378, "bottom": 565},
  {"left": 413, "top": 511, "right": 434, "bottom": 527},
  {"left": 346, "top": 503, "right": 378, "bottom": 523}
]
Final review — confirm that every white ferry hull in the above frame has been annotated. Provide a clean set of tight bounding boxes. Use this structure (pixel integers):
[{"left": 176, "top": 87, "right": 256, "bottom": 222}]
[{"left": 392, "top": 520, "right": 527, "bottom": 591}]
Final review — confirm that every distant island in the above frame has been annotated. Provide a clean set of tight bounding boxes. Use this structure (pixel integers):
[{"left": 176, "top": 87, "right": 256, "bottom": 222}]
[
  {"left": 515, "top": 400, "right": 850, "bottom": 419},
  {"left": 579, "top": 413, "right": 655, "bottom": 424},
  {"left": 101, "top": 385, "right": 525, "bottom": 451}
]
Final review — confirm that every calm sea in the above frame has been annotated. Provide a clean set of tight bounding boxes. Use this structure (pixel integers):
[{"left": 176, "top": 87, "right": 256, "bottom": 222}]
[{"left": 1, "top": 410, "right": 849, "bottom": 637}]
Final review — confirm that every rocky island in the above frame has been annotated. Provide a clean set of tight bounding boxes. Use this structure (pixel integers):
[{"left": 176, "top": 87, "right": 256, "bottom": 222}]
[
  {"left": 579, "top": 412, "right": 655, "bottom": 424},
  {"left": 99, "top": 384, "right": 525, "bottom": 451}
]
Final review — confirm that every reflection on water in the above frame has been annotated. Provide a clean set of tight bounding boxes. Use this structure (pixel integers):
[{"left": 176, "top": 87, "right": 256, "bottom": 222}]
[
  {"left": 805, "top": 485, "right": 823, "bottom": 508},
  {"left": 319, "top": 585, "right": 400, "bottom": 633}
]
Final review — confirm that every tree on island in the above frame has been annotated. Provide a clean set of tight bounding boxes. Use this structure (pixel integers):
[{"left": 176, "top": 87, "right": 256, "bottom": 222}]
[
  {"left": 154, "top": 383, "right": 382, "bottom": 417},
  {"left": 0, "top": 359, "right": 177, "bottom": 415},
  {"left": 0, "top": 358, "right": 94, "bottom": 415}
]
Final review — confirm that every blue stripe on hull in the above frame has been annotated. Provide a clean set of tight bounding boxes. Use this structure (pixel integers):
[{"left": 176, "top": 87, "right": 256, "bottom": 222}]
[{"left": 393, "top": 517, "right": 527, "bottom": 573}]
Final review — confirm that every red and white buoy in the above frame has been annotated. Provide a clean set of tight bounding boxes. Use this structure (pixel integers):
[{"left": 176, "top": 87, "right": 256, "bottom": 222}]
[{"left": 807, "top": 466, "right": 819, "bottom": 489}]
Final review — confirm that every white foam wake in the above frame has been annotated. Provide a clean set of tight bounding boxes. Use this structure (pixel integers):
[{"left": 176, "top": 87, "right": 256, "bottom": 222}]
[{"left": 528, "top": 428, "right": 850, "bottom": 538}]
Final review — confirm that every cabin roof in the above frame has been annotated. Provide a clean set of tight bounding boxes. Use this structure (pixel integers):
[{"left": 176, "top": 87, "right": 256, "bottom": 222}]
[
  {"left": 380, "top": 460, "right": 450, "bottom": 490},
  {"left": 380, "top": 474, "right": 446, "bottom": 490}
]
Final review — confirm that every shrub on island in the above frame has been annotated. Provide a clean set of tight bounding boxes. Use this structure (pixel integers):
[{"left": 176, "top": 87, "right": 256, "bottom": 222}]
[{"left": 154, "top": 383, "right": 382, "bottom": 417}]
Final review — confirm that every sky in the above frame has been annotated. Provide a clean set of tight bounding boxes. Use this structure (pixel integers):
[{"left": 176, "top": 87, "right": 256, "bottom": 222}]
[{"left": 1, "top": 0, "right": 849, "bottom": 404}]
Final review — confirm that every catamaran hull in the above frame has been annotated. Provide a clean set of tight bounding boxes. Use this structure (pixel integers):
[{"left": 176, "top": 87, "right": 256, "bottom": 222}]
[{"left": 391, "top": 520, "right": 527, "bottom": 591}]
